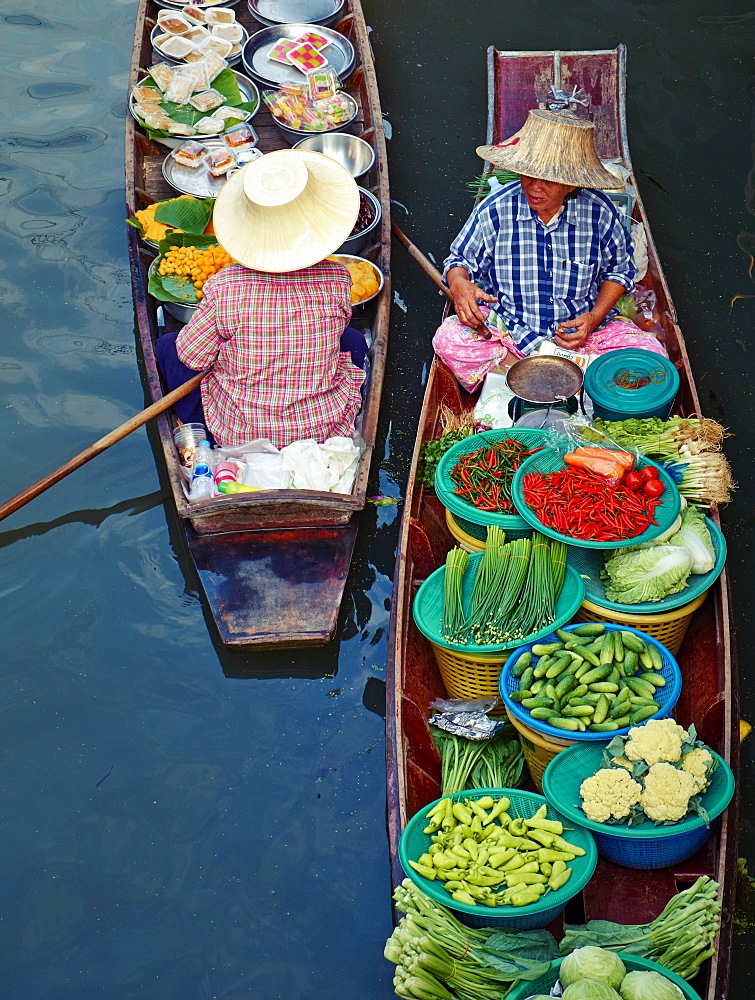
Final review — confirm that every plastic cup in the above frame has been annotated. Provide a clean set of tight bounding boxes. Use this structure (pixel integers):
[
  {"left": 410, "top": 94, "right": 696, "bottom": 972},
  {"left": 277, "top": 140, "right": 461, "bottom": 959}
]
[{"left": 173, "top": 422, "right": 207, "bottom": 467}]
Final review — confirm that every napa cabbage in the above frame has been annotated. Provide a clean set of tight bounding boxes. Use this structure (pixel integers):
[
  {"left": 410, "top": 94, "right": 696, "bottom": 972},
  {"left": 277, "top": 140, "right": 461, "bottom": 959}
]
[
  {"left": 601, "top": 546, "right": 693, "bottom": 604},
  {"left": 667, "top": 506, "right": 715, "bottom": 575}
]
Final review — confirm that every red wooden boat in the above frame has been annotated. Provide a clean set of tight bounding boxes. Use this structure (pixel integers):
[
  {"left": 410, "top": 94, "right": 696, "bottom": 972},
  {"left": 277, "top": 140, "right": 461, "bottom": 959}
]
[
  {"left": 386, "top": 45, "right": 738, "bottom": 1000},
  {"left": 125, "top": 0, "right": 390, "bottom": 647}
]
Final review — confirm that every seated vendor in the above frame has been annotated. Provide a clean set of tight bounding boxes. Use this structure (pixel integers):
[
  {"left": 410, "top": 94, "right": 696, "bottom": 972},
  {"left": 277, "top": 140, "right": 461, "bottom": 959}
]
[
  {"left": 443, "top": 110, "right": 662, "bottom": 357},
  {"left": 156, "top": 149, "right": 367, "bottom": 450}
]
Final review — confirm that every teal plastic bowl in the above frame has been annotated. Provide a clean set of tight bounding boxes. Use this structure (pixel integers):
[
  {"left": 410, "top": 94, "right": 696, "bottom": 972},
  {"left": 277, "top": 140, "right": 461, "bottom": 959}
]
[
  {"left": 567, "top": 516, "right": 727, "bottom": 614},
  {"left": 542, "top": 740, "right": 735, "bottom": 869},
  {"left": 412, "top": 554, "right": 585, "bottom": 655},
  {"left": 505, "top": 953, "right": 702, "bottom": 1000},
  {"left": 511, "top": 447, "right": 681, "bottom": 549},
  {"left": 398, "top": 787, "right": 597, "bottom": 929}
]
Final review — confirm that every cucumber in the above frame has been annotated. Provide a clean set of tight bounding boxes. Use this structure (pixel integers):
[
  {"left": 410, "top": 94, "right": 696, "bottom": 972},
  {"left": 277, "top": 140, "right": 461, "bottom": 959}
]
[
  {"left": 530, "top": 678, "right": 545, "bottom": 695},
  {"left": 648, "top": 644, "right": 663, "bottom": 671},
  {"left": 578, "top": 646, "right": 601, "bottom": 668},
  {"left": 511, "top": 651, "right": 532, "bottom": 678},
  {"left": 572, "top": 623, "right": 605, "bottom": 636},
  {"left": 550, "top": 717, "right": 581, "bottom": 731},
  {"left": 625, "top": 676, "right": 656, "bottom": 699},
  {"left": 623, "top": 649, "right": 639, "bottom": 675},
  {"left": 562, "top": 704, "right": 594, "bottom": 718},
  {"left": 554, "top": 674, "right": 577, "bottom": 700},
  {"left": 606, "top": 667, "right": 621, "bottom": 685},
  {"left": 589, "top": 681, "right": 619, "bottom": 693},
  {"left": 639, "top": 671, "right": 666, "bottom": 688},
  {"left": 620, "top": 631, "right": 647, "bottom": 654},
  {"left": 593, "top": 694, "right": 610, "bottom": 725},
  {"left": 509, "top": 690, "right": 531, "bottom": 703},
  {"left": 531, "top": 642, "right": 564, "bottom": 656},
  {"left": 520, "top": 667, "right": 535, "bottom": 691},
  {"left": 522, "top": 696, "right": 554, "bottom": 709},
  {"left": 591, "top": 717, "right": 631, "bottom": 731},
  {"left": 545, "top": 655, "right": 572, "bottom": 679},
  {"left": 639, "top": 649, "right": 654, "bottom": 671},
  {"left": 571, "top": 684, "right": 589, "bottom": 699},
  {"left": 612, "top": 629, "right": 625, "bottom": 662},
  {"left": 610, "top": 700, "right": 631, "bottom": 719},
  {"left": 628, "top": 695, "right": 658, "bottom": 706},
  {"left": 580, "top": 664, "right": 612, "bottom": 685},
  {"left": 530, "top": 707, "right": 558, "bottom": 721},
  {"left": 631, "top": 705, "right": 660, "bottom": 724},
  {"left": 544, "top": 684, "right": 558, "bottom": 702},
  {"left": 533, "top": 656, "right": 553, "bottom": 679},
  {"left": 599, "top": 635, "right": 615, "bottom": 666}
]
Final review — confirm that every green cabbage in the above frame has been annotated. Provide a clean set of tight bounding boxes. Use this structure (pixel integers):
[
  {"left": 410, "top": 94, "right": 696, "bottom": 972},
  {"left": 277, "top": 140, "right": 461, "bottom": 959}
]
[
  {"left": 561, "top": 946, "right": 626, "bottom": 989},
  {"left": 562, "top": 981, "right": 623, "bottom": 1000},
  {"left": 601, "top": 546, "right": 693, "bottom": 604},
  {"left": 619, "top": 969, "right": 685, "bottom": 1000},
  {"left": 667, "top": 506, "right": 715, "bottom": 575}
]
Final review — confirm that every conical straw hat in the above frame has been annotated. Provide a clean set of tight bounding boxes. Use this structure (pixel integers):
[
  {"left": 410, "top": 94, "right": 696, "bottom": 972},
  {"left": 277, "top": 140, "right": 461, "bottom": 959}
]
[
  {"left": 212, "top": 149, "right": 360, "bottom": 272},
  {"left": 476, "top": 109, "right": 617, "bottom": 189}
]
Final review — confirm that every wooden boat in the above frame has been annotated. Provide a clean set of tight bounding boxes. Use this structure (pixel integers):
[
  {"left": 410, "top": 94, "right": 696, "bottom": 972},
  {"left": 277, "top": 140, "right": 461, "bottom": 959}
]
[
  {"left": 125, "top": 0, "right": 390, "bottom": 647},
  {"left": 386, "top": 45, "right": 738, "bottom": 1000}
]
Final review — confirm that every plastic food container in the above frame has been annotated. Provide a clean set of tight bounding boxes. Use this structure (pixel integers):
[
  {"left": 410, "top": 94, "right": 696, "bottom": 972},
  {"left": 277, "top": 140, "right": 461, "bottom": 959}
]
[
  {"left": 583, "top": 348, "right": 680, "bottom": 421},
  {"left": 398, "top": 787, "right": 597, "bottom": 929}
]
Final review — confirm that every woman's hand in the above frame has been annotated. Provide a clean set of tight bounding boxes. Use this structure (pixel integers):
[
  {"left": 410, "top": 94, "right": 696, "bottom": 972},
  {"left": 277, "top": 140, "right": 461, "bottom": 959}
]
[
  {"left": 555, "top": 311, "right": 598, "bottom": 349},
  {"left": 447, "top": 267, "right": 497, "bottom": 328}
]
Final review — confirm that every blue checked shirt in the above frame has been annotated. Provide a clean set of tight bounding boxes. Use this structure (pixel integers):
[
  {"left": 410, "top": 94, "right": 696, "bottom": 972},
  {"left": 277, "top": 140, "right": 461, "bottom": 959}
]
[{"left": 443, "top": 182, "right": 637, "bottom": 354}]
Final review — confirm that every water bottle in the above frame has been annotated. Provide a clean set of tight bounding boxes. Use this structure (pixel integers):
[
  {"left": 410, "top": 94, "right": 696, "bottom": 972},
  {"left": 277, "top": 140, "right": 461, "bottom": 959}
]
[{"left": 190, "top": 440, "right": 214, "bottom": 500}]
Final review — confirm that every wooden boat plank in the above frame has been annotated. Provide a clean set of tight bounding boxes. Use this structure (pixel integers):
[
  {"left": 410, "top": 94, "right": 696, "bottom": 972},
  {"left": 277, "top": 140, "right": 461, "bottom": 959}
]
[
  {"left": 187, "top": 522, "right": 357, "bottom": 646},
  {"left": 387, "top": 45, "right": 736, "bottom": 1000}
]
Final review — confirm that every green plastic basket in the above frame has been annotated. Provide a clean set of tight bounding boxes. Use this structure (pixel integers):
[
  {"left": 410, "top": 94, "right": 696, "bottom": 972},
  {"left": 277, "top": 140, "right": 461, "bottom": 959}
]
[
  {"left": 505, "top": 953, "right": 702, "bottom": 1000},
  {"left": 412, "top": 554, "right": 585, "bottom": 655},
  {"left": 541, "top": 741, "right": 735, "bottom": 869},
  {"left": 398, "top": 787, "right": 597, "bottom": 929},
  {"left": 434, "top": 428, "right": 550, "bottom": 535},
  {"left": 511, "top": 447, "right": 681, "bottom": 549},
  {"left": 567, "top": 517, "right": 726, "bottom": 614}
]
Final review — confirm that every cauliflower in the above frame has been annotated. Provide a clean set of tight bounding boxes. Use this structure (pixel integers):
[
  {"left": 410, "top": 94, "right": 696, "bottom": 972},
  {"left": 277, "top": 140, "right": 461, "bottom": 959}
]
[
  {"left": 623, "top": 718, "right": 688, "bottom": 767},
  {"left": 639, "top": 762, "right": 698, "bottom": 822},
  {"left": 611, "top": 756, "right": 634, "bottom": 771},
  {"left": 580, "top": 768, "right": 642, "bottom": 823},
  {"left": 681, "top": 746, "right": 714, "bottom": 793}
]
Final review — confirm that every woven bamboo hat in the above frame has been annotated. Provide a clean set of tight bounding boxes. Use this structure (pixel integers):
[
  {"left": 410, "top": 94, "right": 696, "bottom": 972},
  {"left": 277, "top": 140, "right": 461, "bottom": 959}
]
[
  {"left": 212, "top": 148, "right": 360, "bottom": 272},
  {"left": 476, "top": 109, "right": 617, "bottom": 189}
]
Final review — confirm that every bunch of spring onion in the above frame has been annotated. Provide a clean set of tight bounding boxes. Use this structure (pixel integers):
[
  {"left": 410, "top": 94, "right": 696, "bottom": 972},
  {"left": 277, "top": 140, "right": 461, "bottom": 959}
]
[
  {"left": 441, "top": 529, "right": 567, "bottom": 645},
  {"left": 430, "top": 723, "right": 525, "bottom": 795},
  {"left": 586, "top": 417, "right": 734, "bottom": 506},
  {"left": 560, "top": 875, "right": 721, "bottom": 981},
  {"left": 386, "top": 880, "right": 501, "bottom": 1000}
]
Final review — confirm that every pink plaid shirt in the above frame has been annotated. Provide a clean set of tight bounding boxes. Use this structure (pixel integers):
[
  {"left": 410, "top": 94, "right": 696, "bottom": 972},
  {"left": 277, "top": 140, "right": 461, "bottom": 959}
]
[{"left": 175, "top": 261, "right": 365, "bottom": 449}]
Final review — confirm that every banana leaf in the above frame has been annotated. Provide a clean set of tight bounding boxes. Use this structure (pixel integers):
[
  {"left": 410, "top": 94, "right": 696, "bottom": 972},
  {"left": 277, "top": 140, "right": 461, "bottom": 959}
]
[
  {"left": 148, "top": 232, "right": 219, "bottom": 305},
  {"left": 135, "top": 68, "right": 258, "bottom": 141},
  {"left": 154, "top": 196, "right": 214, "bottom": 234}
]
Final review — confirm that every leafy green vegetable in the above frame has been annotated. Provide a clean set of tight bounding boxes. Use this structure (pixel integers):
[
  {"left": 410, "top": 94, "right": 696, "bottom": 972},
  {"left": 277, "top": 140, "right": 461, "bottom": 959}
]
[
  {"left": 562, "top": 981, "right": 622, "bottom": 1000},
  {"left": 600, "top": 545, "right": 692, "bottom": 604},
  {"left": 154, "top": 196, "right": 214, "bottom": 235},
  {"left": 616, "top": 294, "right": 639, "bottom": 319},
  {"left": 419, "top": 428, "right": 475, "bottom": 486},
  {"left": 619, "top": 970, "right": 684, "bottom": 1000},
  {"left": 561, "top": 946, "right": 626, "bottom": 989},
  {"left": 135, "top": 69, "right": 257, "bottom": 140},
  {"left": 667, "top": 505, "right": 715, "bottom": 574},
  {"left": 430, "top": 722, "right": 524, "bottom": 795}
]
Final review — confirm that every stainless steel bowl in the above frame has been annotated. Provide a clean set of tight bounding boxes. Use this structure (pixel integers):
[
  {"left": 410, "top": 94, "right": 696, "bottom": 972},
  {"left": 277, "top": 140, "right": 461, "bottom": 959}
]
[
  {"left": 336, "top": 187, "right": 381, "bottom": 254},
  {"left": 269, "top": 91, "right": 358, "bottom": 142},
  {"left": 292, "top": 133, "right": 374, "bottom": 178},
  {"left": 332, "top": 253, "right": 384, "bottom": 307},
  {"left": 247, "top": 0, "right": 344, "bottom": 26}
]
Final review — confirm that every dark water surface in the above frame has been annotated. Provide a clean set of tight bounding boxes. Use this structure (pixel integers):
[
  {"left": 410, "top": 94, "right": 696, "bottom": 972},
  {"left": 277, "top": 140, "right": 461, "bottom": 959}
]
[{"left": 1, "top": 0, "right": 753, "bottom": 997}]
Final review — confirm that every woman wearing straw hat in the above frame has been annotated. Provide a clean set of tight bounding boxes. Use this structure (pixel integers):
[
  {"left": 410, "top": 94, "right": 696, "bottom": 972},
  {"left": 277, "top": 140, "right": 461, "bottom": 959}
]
[
  {"left": 156, "top": 149, "right": 367, "bottom": 449},
  {"left": 443, "top": 110, "right": 663, "bottom": 358}
]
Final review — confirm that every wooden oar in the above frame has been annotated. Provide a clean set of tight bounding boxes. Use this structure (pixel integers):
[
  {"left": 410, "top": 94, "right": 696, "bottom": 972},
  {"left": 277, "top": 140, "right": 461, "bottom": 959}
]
[
  {"left": 0, "top": 370, "right": 209, "bottom": 522},
  {"left": 391, "top": 220, "right": 492, "bottom": 339}
]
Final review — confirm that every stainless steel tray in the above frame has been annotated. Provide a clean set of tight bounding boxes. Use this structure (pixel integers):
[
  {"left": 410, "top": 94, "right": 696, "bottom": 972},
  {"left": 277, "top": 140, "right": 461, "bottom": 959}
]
[
  {"left": 129, "top": 70, "right": 260, "bottom": 149},
  {"left": 505, "top": 356, "right": 585, "bottom": 404},
  {"left": 162, "top": 141, "right": 262, "bottom": 197},
  {"left": 149, "top": 22, "right": 249, "bottom": 66},
  {"left": 247, "top": 0, "right": 344, "bottom": 27},
  {"left": 241, "top": 23, "right": 354, "bottom": 88}
]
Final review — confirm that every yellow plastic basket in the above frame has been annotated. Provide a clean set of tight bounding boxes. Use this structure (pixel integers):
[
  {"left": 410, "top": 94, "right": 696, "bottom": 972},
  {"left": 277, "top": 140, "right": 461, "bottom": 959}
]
[
  {"left": 505, "top": 710, "right": 575, "bottom": 791},
  {"left": 429, "top": 641, "right": 508, "bottom": 706},
  {"left": 444, "top": 509, "right": 485, "bottom": 553},
  {"left": 572, "top": 591, "right": 708, "bottom": 656}
]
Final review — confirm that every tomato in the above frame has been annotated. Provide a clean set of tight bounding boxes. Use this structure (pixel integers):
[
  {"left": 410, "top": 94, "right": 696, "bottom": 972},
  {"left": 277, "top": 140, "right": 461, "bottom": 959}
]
[
  {"left": 640, "top": 466, "right": 660, "bottom": 481},
  {"left": 623, "top": 471, "right": 643, "bottom": 490},
  {"left": 643, "top": 478, "right": 665, "bottom": 497}
]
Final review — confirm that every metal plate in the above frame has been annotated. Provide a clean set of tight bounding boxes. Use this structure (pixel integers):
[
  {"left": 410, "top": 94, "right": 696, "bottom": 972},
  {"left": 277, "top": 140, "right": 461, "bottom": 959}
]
[
  {"left": 162, "top": 140, "right": 262, "bottom": 197},
  {"left": 505, "top": 355, "right": 585, "bottom": 404},
  {"left": 247, "top": 0, "right": 344, "bottom": 26},
  {"left": 129, "top": 70, "right": 260, "bottom": 149},
  {"left": 149, "top": 23, "right": 249, "bottom": 66},
  {"left": 241, "top": 24, "right": 354, "bottom": 88}
]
